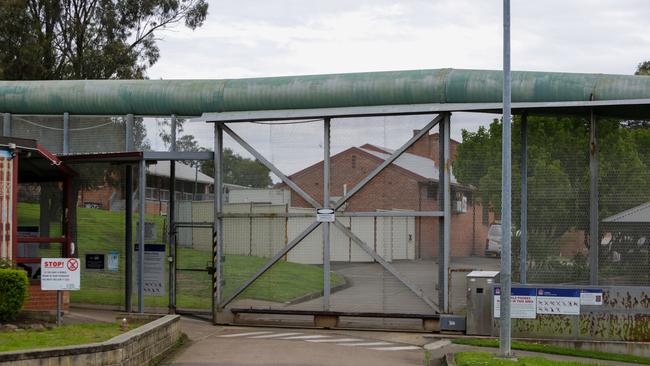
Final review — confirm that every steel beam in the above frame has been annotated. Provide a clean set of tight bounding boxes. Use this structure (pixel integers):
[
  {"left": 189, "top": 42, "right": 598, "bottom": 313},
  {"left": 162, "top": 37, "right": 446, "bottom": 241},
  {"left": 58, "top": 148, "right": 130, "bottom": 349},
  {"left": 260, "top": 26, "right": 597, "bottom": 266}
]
[
  {"left": 214, "top": 124, "right": 225, "bottom": 317},
  {"left": 222, "top": 124, "right": 321, "bottom": 208},
  {"left": 520, "top": 114, "right": 528, "bottom": 284},
  {"left": 125, "top": 165, "right": 133, "bottom": 312},
  {"left": 168, "top": 114, "right": 177, "bottom": 314},
  {"left": 3, "top": 113, "right": 10, "bottom": 136},
  {"left": 142, "top": 151, "right": 214, "bottom": 161},
  {"left": 333, "top": 220, "right": 438, "bottom": 311},
  {"left": 589, "top": 111, "right": 599, "bottom": 285},
  {"left": 334, "top": 114, "right": 443, "bottom": 210},
  {"left": 340, "top": 211, "right": 444, "bottom": 217},
  {"left": 220, "top": 220, "right": 322, "bottom": 307},
  {"left": 323, "top": 118, "right": 331, "bottom": 310},
  {"left": 138, "top": 159, "right": 146, "bottom": 313},
  {"left": 63, "top": 112, "right": 69, "bottom": 153},
  {"left": 438, "top": 113, "right": 451, "bottom": 313},
  {"left": 125, "top": 114, "right": 134, "bottom": 151}
]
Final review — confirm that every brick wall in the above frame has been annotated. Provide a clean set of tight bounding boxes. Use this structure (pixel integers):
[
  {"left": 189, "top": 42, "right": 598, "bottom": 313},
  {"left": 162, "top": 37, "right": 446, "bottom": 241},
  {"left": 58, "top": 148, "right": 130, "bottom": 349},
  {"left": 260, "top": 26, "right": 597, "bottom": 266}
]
[
  {"left": 23, "top": 284, "right": 69, "bottom": 312},
  {"left": 285, "top": 147, "right": 491, "bottom": 258}
]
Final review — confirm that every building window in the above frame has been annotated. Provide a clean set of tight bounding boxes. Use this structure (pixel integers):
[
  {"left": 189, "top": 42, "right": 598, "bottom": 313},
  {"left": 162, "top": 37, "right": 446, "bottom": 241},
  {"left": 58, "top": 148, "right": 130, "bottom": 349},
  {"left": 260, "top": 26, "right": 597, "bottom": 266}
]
[
  {"left": 426, "top": 184, "right": 436, "bottom": 199},
  {"left": 482, "top": 204, "right": 489, "bottom": 225},
  {"left": 351, "top": 155, "right": 357, "bottom": 169}
]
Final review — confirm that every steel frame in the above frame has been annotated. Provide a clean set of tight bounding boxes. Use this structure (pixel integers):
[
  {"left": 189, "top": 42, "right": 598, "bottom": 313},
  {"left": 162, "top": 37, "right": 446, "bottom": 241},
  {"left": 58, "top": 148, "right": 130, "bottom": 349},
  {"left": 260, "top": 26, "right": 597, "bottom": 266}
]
[{"left": 212, "top": 112, "right": 448, "bottom": 315}]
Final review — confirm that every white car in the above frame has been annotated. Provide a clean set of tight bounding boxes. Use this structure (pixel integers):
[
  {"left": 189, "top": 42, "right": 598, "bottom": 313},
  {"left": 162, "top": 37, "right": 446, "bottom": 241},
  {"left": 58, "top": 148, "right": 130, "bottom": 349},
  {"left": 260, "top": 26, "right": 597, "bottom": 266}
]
[{"left": 485, "top": 222, "right": 502, "bottom": 256}]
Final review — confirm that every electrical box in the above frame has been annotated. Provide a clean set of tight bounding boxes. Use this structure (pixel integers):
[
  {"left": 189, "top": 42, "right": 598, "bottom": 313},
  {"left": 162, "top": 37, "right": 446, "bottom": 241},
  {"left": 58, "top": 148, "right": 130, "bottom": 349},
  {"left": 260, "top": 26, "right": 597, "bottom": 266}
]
[{"left": 466, "top": 270, "right": 499, "bottom": 335}]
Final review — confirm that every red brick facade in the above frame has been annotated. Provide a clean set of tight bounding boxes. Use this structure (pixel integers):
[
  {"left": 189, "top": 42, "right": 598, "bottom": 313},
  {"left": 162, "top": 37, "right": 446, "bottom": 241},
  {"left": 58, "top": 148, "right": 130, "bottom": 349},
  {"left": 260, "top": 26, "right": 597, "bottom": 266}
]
[
  {"left": 282, "top": 132, "right": 493, "bottom": 258},
  {"left": 23, "top": 284, "right": 70, "bottom": 312}
]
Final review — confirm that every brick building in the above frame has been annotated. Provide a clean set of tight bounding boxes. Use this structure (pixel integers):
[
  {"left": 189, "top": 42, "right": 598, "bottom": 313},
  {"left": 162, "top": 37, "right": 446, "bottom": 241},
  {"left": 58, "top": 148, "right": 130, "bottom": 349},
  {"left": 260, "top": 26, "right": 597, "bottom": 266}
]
[{"left": 282, "top": 131, "right": 494, "bottom": 258}]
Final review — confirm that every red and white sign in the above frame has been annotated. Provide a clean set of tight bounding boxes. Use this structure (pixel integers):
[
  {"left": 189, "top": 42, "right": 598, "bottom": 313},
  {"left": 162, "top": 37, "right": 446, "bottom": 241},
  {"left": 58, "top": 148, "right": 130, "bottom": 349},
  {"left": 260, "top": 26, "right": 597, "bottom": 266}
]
[{"left": 41, "top": 258, "right": 80, "bottom": 291}]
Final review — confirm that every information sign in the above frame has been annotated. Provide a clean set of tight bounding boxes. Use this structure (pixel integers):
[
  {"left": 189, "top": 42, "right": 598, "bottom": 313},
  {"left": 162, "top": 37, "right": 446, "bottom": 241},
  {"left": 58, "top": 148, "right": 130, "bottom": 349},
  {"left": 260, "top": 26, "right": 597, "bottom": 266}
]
[
  {"left": 536, "top": 288, "right": 580, "bottom": 315},
  {"left": 493, "top": 287, "right": 537, "bottom": 319},
  {"left": 41, "top": 258, "right": 80, "bottom": 291}
]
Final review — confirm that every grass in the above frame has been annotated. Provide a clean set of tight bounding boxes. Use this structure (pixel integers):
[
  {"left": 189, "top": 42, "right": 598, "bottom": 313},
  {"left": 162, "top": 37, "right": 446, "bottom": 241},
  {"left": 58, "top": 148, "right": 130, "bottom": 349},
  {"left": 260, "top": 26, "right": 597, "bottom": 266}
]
[
  {"left": 18, "top": 202, "right": 344, "bottom": 309},
  {"left": 455, "top": 352, "right": 602, "bottom": 366},
  {"left": 0, "top": 323, "right": 135, "bottom": 352},
  {"left": 452, "top": 338, "right": 650, "bottom": 365}
]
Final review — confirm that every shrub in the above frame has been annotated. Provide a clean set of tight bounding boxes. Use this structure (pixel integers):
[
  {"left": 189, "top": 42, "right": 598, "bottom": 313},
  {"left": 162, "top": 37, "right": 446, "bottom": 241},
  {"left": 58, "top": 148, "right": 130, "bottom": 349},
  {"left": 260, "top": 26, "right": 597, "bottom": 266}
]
[
  {"left": 0, "top": 258, "right": 13, "bottom": 269},
  {"left": 0, "top": 269, "right": 29, "bottom": 322}
]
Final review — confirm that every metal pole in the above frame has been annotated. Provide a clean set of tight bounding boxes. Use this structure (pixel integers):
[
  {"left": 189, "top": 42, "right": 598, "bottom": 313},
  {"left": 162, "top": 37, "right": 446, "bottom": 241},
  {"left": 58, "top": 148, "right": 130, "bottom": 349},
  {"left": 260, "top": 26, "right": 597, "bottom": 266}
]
[
  {"left": 126, "top": 114, "right": 134, "bottom": 151},
  {"left": 125, "top": 165, "right": 133, "bottom": 312},
  {"left": 168, "top": 114, "right": 177, "bottom": 314},
  {"left": 213, "top": 124, "right": 224, "bottom": 320},
  {"left": 438, "top": 113, "right": 451, "bottom": 312},
  {"left": 56, "top": 290, "right": 62, "bottom": 326},
  {"left": 323, "top": 118, "right": 331, "bottom": 310},
  {"left": 63, "top": 112, "right": 69, "bottom": 153},
  {"left": 500, "top": 0, "right": 513, "bottom": 357},
  {"left": 3, "top": 113, "right": 10, "bottom": 136},
  {"left": 589, "top": 111, "right": 599, "bottom": 285},
  {"left": 138, "top": 159, "right": 146, "bottom": 313},
  {"left": 520, "top": 114, "right": 528, "bottom": 284}
]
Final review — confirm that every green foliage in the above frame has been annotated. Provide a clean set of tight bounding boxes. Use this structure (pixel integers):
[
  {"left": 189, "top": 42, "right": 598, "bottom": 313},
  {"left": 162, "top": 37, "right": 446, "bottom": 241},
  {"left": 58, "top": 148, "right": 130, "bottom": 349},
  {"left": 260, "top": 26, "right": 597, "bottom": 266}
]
[
  {"left": 0, "top": 258, "right": 14, "bottom": 269},
  {"left": 0, "top": 323, "right": 141, "bottom": 352},
  {"left": 636, "top": 61, "right": 650, "bottom": 76},
  {"left": 0, "top": 269, "right": 29, "bottom": 322},
  {"left": 455, "top": 352, "right": 599, "bottom": 366},
  {"left": 452, "top": 338, "right": 650, "bottom": 365},
  {"left": 201, "top": 148, "right": 272, "bottom": 188},
  {"left": 454, "top": 115, "right": 650, "bottom": 268},
  {"left": 0, "top": 0, "right": 208, "bottom": 80}
]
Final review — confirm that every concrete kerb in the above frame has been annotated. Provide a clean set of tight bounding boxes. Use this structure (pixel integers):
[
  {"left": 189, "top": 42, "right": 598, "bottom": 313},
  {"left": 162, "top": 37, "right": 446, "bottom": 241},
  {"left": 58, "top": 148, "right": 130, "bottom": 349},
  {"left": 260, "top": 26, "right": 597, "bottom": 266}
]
[{"left": 0, "top": 314, "right": 181, "bottom": 366}]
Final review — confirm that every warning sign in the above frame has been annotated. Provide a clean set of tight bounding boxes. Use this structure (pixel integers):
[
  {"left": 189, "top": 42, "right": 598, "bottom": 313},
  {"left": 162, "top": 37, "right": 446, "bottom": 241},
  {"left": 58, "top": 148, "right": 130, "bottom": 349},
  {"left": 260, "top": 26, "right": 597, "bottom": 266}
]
[
  {"left": 493, "top": 287, "right": 537, "bottom": 319},
  {"left": 41, "top": 258, "right": 80, "bottom": 291}
]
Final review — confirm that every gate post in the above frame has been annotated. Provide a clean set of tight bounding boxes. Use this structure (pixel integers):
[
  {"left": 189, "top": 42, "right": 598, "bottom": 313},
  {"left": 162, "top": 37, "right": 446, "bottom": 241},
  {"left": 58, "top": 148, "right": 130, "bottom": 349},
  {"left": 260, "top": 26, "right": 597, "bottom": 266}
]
[
  {"left": 213, "top": 123, "right": 226, "bottom": 323},
  {"left": 438, "top": 112, "right": 451, "bottom": 313},
  {"left": 323, "top": 118, "right": 331, "bottom": 310},
  {"left": 589, "top": 111, "right": 599, "bottom": 285}
]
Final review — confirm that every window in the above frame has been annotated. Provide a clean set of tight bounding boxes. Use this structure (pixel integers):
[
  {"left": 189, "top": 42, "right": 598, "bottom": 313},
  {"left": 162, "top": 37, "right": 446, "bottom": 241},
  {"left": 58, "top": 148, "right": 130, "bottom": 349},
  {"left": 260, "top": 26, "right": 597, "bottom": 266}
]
[
  {"left": 426, "top": 184, "right": 436, "bottom": 199},
  {"left": 351, "top": 155, "right": 357, "bottom": 169}
]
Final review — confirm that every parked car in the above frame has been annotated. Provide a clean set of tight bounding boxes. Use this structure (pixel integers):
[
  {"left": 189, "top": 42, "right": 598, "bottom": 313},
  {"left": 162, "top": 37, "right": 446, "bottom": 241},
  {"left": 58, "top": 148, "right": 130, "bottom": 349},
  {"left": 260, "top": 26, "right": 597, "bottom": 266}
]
[{"left": 485, "top": 221, "right": 520, "bottom": 257}]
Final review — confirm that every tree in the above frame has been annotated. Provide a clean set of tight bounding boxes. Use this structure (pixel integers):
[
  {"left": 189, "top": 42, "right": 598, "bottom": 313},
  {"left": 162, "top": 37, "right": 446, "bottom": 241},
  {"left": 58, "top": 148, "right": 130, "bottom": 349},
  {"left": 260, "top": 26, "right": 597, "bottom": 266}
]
[
  {"left": 200, "top": 148, "right": 272, "bottom": 188},
  {"left": 636, "top": 61, "right": 650, "bottom": 76},
  {"left": 454, "top": 115, "right": 650, "bottom": 279},
  {"left": 0, "top": 0, "right": 208, "bottom": 242},
  {"left": 0, "top": 0, "right": 208, "bottom": 80}
]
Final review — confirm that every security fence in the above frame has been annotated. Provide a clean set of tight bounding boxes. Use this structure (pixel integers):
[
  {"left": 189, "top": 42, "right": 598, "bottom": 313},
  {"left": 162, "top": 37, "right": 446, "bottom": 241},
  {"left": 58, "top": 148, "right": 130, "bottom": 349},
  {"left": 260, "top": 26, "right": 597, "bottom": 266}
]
[{"left": 5, "top": 110, "right": 650, "bottom": 327}]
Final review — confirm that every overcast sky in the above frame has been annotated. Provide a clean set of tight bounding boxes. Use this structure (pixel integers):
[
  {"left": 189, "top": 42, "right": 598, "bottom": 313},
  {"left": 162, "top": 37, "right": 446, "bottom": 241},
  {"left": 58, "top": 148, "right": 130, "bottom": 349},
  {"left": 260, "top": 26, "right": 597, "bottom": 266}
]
[{"left": 143, "top": 0, "right": 650, "bottom": 176}]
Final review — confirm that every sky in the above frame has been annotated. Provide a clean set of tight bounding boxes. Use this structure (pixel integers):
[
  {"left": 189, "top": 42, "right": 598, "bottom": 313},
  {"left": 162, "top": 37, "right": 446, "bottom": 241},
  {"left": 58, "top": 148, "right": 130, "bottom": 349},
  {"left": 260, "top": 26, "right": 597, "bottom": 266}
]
[{"left": 143, "top": 0, "right": 650, "bottom": 176}]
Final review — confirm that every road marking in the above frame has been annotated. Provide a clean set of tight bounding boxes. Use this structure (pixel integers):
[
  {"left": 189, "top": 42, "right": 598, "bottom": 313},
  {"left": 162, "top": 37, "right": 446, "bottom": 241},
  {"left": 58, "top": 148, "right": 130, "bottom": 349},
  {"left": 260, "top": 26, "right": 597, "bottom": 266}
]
[
  {"left": 219, "top": 331, "right": 273, "bottom": 338},
  {"left": 423, "top": 340, "right": 450, "bottom": 351},
  {"left": 339, "top": 341, "right": 393, "bottom": 347},
  {"left": 305, "top": 338, "right": 362, "bottom": 343},
  {"left": 370, "top": 346, "right": 421, "bottom": 351},
  {"left": 281, "top": 335, "right": 331, "bottom": 340},
  {"left": 250, "top": 332, "right": 303, "bottom": 339}
]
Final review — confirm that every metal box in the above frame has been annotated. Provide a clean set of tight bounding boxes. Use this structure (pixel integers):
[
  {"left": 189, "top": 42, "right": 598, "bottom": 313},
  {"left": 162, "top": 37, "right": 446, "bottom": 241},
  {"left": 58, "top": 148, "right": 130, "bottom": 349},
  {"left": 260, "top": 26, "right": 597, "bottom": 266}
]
[
  {"left": 466, "top": 270, "right": 499, "bottom": 335},
  {"left": 440, "top": 314, "right": 466, "bottom": 332}
]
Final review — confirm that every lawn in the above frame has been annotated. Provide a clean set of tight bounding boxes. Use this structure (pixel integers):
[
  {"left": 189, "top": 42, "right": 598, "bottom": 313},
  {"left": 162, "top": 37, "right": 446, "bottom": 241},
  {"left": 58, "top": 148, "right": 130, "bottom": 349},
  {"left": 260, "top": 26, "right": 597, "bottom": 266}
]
[
  {"left": 0, "top": 323, "right": 135, "bottom": 352},
  {"left": 452, "top": 338, "right": 650, "bottom": 365},
  {"left": 455, "top": 352, "right": 602, "bottom": 366},
  {"left": 17, "top": 203, "right": 344, "bottom": 310}
]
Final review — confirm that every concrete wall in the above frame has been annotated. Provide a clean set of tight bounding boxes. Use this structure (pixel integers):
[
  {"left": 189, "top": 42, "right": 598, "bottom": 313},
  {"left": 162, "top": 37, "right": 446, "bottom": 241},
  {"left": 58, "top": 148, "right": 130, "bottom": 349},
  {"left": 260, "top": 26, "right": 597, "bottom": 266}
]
[{"left": 0, "top": 315, "right": 181, "bottom": 366}]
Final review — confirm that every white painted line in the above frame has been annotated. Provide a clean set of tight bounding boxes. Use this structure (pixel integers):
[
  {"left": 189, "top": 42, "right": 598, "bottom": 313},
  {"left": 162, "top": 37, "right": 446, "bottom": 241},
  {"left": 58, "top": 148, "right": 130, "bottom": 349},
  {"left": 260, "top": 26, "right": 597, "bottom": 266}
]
[
  {"left": 370, "top": 346, "right": 422, "bottom": 351},
  {"left": 305, "top": 338, "right": 363, "bottom": 343},
  {"left": 423, "top": 340, "right": 451, "bottom": 351},
  {"left": 250, "top": 332, "right": 303, "bottom": 339},
  {"left": 339, "top": 342, "right": 393, "bottom": 347},
  {"left": 219, "top": 331, "right": 273, "bottom": 338},
  {"left": 281, "top": 335, "right": 331, "bottom": 340}
]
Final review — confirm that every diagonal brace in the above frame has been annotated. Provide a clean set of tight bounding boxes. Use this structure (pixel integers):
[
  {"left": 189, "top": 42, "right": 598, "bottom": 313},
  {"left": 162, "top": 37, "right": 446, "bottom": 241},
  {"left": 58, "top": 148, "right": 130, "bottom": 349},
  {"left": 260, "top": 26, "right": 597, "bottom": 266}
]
[
  {"left": 333, "top": 220, "right": 439, "bottom": 312},
  {"left": 334, "top": 114, "right": 443, "bottom": 210},
  {"left": 222, "top": 124, "right": 321, "bottom": 208},
  {"left": 220, "top": 220, "right": 322, "bottom": 307}
]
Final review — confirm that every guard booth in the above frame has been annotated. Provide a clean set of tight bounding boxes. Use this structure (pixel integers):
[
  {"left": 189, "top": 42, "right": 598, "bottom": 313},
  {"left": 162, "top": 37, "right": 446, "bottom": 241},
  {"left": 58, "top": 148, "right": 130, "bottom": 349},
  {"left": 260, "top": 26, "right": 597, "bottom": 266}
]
[{"left": 0, "top": 137, "right": 76, "bottom": 315}]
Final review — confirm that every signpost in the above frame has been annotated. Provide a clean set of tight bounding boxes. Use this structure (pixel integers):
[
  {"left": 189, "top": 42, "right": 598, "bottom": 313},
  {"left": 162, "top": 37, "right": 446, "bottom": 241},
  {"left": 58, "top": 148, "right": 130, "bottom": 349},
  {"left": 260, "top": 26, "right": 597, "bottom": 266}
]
[
  {"left": 41, "top": 258, "right": 80, "bottom": 325},
  {"left": 135, "top": 244, "right": 166, "bottom": 297}
]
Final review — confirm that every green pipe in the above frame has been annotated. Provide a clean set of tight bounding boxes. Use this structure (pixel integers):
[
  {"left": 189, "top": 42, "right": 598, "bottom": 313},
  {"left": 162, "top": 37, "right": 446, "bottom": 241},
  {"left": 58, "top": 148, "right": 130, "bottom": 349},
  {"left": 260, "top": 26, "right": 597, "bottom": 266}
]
[{"left": 0, "top": 68, "right": 649, "bottom": 116}]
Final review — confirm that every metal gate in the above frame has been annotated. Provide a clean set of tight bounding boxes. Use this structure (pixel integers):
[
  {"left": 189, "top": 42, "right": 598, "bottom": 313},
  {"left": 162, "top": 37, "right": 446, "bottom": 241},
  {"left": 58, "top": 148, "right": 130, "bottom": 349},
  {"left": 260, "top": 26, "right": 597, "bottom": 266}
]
[{"left": 203, "top": 111, "right": 455, "bottom": 329}]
